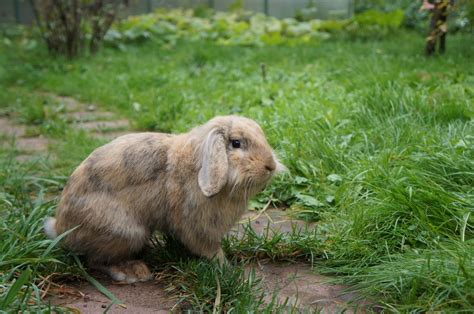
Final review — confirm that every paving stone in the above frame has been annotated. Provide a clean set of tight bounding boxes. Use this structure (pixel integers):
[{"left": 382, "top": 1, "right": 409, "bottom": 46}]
[
  {"left": 66, "top": 111, "right": 115, "bottom": 123},
  {"left": 75, "top": 119, "right": 130, "bottom": 131},
  {"left": 15, "top": 154, "right": 37, "bottom": 163},
  {"left": 0, "top": 117, "right": 25, "bottom": 137},
  {"left": 43, "top": 94, "right": 93, "bottom": 113},
  {"left": 0, "top": 117, "right": 49, "bottom": 157},
  {"left": 91, "top": 130, "right": 135, "bottom": 141},
  {"left": 16, "top": 137, "right": 49, "bottom": 152}
]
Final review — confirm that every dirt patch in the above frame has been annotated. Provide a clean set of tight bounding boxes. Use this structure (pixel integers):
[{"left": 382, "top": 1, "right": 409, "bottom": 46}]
[
  {"left": 48, "top": 262, "right": 365, "bottom": 313},
  {"left": 251, "top": 263, "right": 367, "bottom": 312},
  {"left": 44, "top": 209, "right": 364, "bottom": 312},
  {"left": 234, "top": 211, "right": 367, "bottom": 311},
  {"left": 234, "top": 208, "right": 313, "bottom": 237},
  {"left": 47, "top": 273, "right": 176, "bottom": 313},
  {"left": 48, "top": 210, "right": 365, "bottom": 312}
]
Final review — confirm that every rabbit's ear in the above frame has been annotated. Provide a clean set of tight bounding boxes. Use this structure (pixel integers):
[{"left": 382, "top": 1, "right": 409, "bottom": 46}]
[{"left": 198, "top": 128, "right": 228, "bottom": 197}]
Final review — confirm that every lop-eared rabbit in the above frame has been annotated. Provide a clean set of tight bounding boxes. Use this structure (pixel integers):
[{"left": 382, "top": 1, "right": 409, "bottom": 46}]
[{"left": 44, "top": 115, "right": 284, "bottom": 283}]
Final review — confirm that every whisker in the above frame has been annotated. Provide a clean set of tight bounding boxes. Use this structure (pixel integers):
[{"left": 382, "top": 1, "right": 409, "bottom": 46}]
[{"left": 230, "top": 176, "right": 240, "bottom": 196}]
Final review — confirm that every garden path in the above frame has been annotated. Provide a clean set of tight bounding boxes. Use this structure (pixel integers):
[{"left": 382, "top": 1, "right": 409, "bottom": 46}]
[{"left": 0, "top": 95, "right": 368, "bottom": 312}]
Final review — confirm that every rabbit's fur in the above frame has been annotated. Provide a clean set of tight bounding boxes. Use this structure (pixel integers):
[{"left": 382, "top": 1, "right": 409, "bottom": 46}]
[{"left": 45, "top": 115, "right": 284, "bottom": 282}]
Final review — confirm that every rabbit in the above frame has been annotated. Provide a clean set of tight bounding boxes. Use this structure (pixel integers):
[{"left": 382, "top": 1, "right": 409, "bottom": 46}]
[{"left": 44, "top": 115, "right": 285, "bottom": 283}]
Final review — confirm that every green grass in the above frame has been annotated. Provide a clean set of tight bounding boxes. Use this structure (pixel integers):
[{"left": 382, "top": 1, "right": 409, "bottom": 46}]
[
  {"left": 0, "top": 28, "right": 473, "bottom": 312},
  {"left": 0, "top": 153, "right": 69, "bottom": 312},
  {"left": 145, "top": 236, "right": 290, "bottom": 312}
]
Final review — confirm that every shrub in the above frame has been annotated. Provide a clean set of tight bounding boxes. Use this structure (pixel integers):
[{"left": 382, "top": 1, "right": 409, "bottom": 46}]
[
  {"left": 29, "top": 0, "right": 128, "bottom": 58},
  {"left": 355, "top": 0, "right": 474, "bottom": 33},
  {"left": 103, "top": 8, "right": 408, "bottom": 49},
  {"left": 320, "top": 9, "right": 404, "bottom": 40}
]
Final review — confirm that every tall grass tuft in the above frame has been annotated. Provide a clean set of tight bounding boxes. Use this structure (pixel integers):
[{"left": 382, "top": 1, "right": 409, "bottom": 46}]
[{"left": 0, "top": 153, "right": 70, "bottom": 312}]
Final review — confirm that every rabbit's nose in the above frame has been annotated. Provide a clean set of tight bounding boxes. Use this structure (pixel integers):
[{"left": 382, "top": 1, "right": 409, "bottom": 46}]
[{"left": 265, "top": 161, "right": 276, "bottom": 172}]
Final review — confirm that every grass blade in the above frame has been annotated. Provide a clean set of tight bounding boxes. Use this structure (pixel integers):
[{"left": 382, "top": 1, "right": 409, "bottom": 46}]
[
  {"left": 41, "top": 225, "right": 80, "bottom": 258},
  {"left": 212, "top": 274, "right": 221, "bottom": 314},
  {"left": 71, "top": 254, "right": 126, "bottom": 309},
  {"left": 0, "top": 268, "right": 31, "bottom": 310}
]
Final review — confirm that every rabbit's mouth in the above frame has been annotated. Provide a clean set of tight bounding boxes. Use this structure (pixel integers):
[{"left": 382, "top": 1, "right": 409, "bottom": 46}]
[
  {"left": 233, "top": 178, "right": 268, "bottom": 198},
  {"left": 228, "top": 168, "right": 275, "bottom": 198},
  {"left": 256, "top": 184, "right": 268, "bottom": 193},
  {"left": 254, "top": 176, "right": 273, "bottom": 192},
  {"left": 261, "top": 169, "right": 276, "bottom": 184}
]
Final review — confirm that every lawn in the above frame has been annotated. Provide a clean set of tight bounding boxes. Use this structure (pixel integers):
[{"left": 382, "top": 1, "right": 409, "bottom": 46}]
[{"left": 0, "top": 25, "right": 473, "bottom": 312}]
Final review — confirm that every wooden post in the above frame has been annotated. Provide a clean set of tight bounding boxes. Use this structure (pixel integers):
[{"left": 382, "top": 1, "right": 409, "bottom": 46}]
[
  {"left": 146, "top": 0, "right": 152, "bottom": 13},
  {"left": 13, "top": 0, "right": 21, "bottom": 23},
  {"left": 263, "top": 0, "right": 269, "bottom": 15},
  {"left": 425, "top": 0, "right": 451, "bottom": 56},
  {"left": 348, "top": 0, "right": 354, "bottom": 18}
]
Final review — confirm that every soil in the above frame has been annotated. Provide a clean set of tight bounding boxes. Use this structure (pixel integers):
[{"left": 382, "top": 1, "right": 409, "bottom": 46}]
[
  {"left": 46, "top": 261, "right": 366, "bottom": 313},
  {"left": 1, "top": 94, "right": 369, "bottom": 312},
  {"left": 48, "top": 274, "right": 176, "bottom": 314},
  {"left": 253, "top": 263, "right": 366, "bottom": 312},
  {"left": 234, "top": 207, "right": 313, "bottom": 236}
]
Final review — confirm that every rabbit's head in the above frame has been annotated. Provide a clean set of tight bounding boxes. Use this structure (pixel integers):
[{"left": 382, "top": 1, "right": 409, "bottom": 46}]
[{"left": 192, "top": 115, "right": 284, "bottom": 198}]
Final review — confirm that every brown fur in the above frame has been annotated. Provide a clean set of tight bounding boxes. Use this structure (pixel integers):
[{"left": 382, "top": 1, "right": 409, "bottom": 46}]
[{"left": 47, "top": 115, "right": 284, "bottom": 282}]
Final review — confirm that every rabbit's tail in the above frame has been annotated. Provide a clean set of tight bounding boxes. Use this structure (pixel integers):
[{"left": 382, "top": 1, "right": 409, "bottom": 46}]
[{"left": 44, "top": 217, "right": 58, "bottom": 239}]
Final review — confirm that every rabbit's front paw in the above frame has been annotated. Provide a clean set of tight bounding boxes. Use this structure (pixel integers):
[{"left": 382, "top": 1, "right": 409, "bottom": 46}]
[
  {"left": 213, "top": 248, "right": 229, "bottom": 266},
  {"left": 100, "top": 260, "right": 152, "bottom": 283}
]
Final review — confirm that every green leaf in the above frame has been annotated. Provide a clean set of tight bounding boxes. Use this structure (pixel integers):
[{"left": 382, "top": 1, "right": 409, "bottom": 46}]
[
  {"left": 326, "top": 195, "right": 335, "bottom": 203},
  {"left": 0, "top": 268, "right": 31, "bottom": 310},
  {"left": 294, "top": 176, "right": 309, "bottom": 184},
  {"left": 327, "top": 173, "right": 342, "bottom": 183},
  {"left": 295, "top": 193, "right": 324, "bottom": 208},
  {"left": 41, "top": 225, "right": 80, "bottom": 258}
]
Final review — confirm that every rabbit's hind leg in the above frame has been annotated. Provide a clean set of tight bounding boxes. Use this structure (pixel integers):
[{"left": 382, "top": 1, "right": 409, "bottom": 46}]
[
  {"left": 82, "top": 224, "right": 153, "bottom": 283},
  {"left": 96, "top": 260, "right": 152, "bottom": 283}
]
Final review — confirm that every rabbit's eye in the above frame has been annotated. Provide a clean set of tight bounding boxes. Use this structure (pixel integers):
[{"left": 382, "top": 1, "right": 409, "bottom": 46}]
[{"left": 231, "top": 140, "right": 241, "bottom": 149}]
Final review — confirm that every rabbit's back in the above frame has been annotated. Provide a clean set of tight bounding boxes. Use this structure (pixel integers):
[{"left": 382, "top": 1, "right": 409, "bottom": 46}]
[
  {"left": 55, "top": 133, "right": 174, "bottom": 250},
  {"left": 86, "top": 132, "right": 171, "bottom": 190}
]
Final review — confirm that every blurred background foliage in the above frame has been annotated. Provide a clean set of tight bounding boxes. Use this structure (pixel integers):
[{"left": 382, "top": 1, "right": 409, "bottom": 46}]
[
  {"left": 355, "top": 0, "right": 474, "bottom": 32},
  {"left": 103, "top": 0, "right": 472, "bottom": 49},
  {"left": 1, "top": 0, "right": 472, "bottom": 57}
]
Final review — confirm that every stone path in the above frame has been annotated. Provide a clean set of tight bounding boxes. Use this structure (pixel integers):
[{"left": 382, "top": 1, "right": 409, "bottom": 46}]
[
  {"left": 48, "top": 94, "right": 131, "bottom": 140},
  {"left": 0, "top": 116, "right": 49, "bottom": 159},
  {"left": 1, "top": 94, "right": 368, "bottom": 312},
  {"left": 0, "top": 93, "right": 130, "bottom": 161}
]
